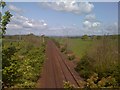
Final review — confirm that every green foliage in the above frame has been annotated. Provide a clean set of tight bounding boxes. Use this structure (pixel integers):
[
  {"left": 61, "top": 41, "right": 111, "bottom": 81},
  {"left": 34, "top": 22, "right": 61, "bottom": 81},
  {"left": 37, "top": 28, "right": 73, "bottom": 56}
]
[
  {"left": 91, "top": 35, "right": 97, "bottom": 40},
  {"left": 65, "top": 73, "right": 118, "bottom": 88},
  {"left": 75, "top": 36, "right": 119, "bottom": 88},
  {"left": 67, "top": 53, "right": 75, "bottom": 61},
  {"left": 0, "top": 1, "right": 6, "bottom": 8},
  {"left": 113, "top": 64, "right": 120, "bottom": 86},
  {"left": 60, "top": 44, "right": 67, "bottom": 53},
  {"left": 1, "top": 11, "right": 12, "bottom": 34},
  {"left": 65, "top": 38, "right": 94, "bottom": 58},
  {"left": 86, "top": 73, "right": 98, "bottom": 88},
  {"left": 75, "top": 55, "right": 93, "bottom": 78},
  {"left": 15, "top": 44, "right": 45, "bottom": 88},
  {"left": 2, "top": 46, "right": 17, "bottom": 68},
  {"left": 63, "top": 81, "right": 75, "bottom": 90},
  {"left": 0, "top": 1, "right": 12, "bottom": 35},
  {"left": 81, "top": 35, "right": 89, "bottom": 40},
  {"left": 85, "top": 73, "right": 118, "bottom": 88},
  {"left": 96, "top": 36, "right": 102, "bottom": 40},
  {"left": 52, "top": 37, "right": 94, "bottom": 58},
  {"left": 2, "top": 36, "right": 45, "bottom": 88},
  {"left": 2, "top": 46, "right": 19, "bottom": 87}
]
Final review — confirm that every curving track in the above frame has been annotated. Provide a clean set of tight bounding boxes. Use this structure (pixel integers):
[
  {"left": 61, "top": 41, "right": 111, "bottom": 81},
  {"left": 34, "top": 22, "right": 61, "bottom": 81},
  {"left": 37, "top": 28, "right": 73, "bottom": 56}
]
[{"left": 37, "top": 40, "right": 83, "bottom": 88}]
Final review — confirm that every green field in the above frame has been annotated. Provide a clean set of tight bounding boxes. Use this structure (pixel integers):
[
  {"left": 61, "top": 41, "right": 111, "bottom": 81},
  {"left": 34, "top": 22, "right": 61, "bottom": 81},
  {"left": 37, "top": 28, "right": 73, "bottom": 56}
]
[
  {"left": 67, "top": 38, "right": 94, "bottom": 58},
  {"left": 54, "top": 37, "right": 95, "bottom": 58}
]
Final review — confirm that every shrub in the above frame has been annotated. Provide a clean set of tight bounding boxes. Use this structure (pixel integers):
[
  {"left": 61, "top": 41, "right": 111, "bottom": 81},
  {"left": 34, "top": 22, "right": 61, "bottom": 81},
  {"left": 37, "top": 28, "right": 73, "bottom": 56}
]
[
  {"left": 67, "top": 53, "right": 75, "bottom": 61},
  {"left": 75, "top": 54, "right": 94, "bottom": 79},
  {"left": 75, "top": 37, "right": 119, "bottom": 87},
  {"left": 2, "top": 40, "right": 45, "bottom": 88},
  {"left": 63, "top": 81, "right": 75, "bottom": 89},
  {"left": 86, "top": 73, "right": 118, "bottom": 88},
  {"left": 60, "top": 45, "right": 67, "bottom": 53},
  {"left": 2, "top": 46, "right": 19, "bottom": 87},
  {"left": 16, "top": 45, "right": 45, "bottom": 88},
  {"left": 81, "top": 35, "right": 89, "bottom": 40}
]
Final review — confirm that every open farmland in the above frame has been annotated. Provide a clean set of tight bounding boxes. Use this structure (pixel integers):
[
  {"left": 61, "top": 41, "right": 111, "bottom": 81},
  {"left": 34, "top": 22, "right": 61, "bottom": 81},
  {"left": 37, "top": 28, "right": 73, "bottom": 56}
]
[
  {"left": 53, "top": 37, "right": 95, "bottom": 58},
  {"left": 65, "top": 38, "right": 94, "bottom": 58}
]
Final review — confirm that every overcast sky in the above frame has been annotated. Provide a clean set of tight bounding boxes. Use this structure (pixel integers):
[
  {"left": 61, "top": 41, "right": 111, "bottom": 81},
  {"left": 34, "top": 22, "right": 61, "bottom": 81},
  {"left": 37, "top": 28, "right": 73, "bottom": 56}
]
[{"left": 4, "top": 1, "right": 118, "bottom": 36}]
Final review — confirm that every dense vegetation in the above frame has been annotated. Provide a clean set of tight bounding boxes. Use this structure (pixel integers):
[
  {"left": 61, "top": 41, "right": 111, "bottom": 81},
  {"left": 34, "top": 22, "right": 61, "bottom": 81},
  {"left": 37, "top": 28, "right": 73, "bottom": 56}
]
[
  {"left": 0, "top": 1, "right": 12, "bottom": 35},
  {"left": 2, "top": 35, "right": 45, "bottom": 88},
  {"left": 53, "top": 37, "right": 95, "bottom": 60},
  {"left": 75, "top": 36, "right": 119, "bottom": 88},
  {"left": 54, "top": 35, "right": 119, "bottom": 88},
  {"left": 1, "top": 1, "right": 13, "bottom": 88}
]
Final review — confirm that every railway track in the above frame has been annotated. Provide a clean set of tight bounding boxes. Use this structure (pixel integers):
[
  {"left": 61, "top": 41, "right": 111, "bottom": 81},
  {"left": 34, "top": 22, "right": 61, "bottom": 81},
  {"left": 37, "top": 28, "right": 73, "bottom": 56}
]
[
  {"left": 37, "top": 39, "right": 82, "bottom": 88},
  {"left": 52, "top": 40, "right": 80, "bottom": 87}
]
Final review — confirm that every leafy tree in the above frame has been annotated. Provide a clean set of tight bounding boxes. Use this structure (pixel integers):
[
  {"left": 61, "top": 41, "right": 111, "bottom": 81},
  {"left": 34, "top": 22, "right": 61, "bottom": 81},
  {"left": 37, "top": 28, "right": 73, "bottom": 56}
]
[
  {"left": 92, "top": 35, "right": 97, "bottom": 40},
  {"left": 0, "top": 1, "right": 6, "bottom": 8},
  {"left": 81, "top": 35, "right": 89, "bottom": 40},
  {"left": 97, "top": 36, "right": 101, "bottom": 40},
  {"left": 2, "top": 46, "right": 19, "bottom": 87},
  {"left": 0, "top": 1, "right": 12, "bottom": 36}
]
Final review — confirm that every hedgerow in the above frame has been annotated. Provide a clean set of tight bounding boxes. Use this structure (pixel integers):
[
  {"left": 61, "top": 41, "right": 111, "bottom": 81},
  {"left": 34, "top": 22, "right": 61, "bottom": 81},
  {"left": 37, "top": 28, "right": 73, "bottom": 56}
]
[{"left": 2, "top": 38, "right": 45, "bottom": 88}]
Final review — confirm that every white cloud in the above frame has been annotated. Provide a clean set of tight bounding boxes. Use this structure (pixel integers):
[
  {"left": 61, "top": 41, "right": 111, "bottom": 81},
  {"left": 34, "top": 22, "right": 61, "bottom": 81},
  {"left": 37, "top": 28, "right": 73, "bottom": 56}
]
[
  {"left": 83, "top": 13, "right": 101, "bottom": 29},
  {"left": 43, "top": 23, "right": 47, "bottom": 26},
  {"left": 6, "top": 19, "right": 118, "bottom": 36},
  {"left": 83, "top": 20, "right": 101, "bottom": 29},
  {"left": 40, "top": 1, "right": 94, "bottom": 14},
  {"left": 6, "top": 4, "right": 117, "bottom": 36},
  {"left": 104, "top": 22, "right": 118, "bottom": 35},
  {"left": 83, "top": 20, "right": 91, "bottom": 28},
  {"left": 92, "top": 22, "right": 101, "bottom": 28},
  {"left": 8, "top": 4, "right": 23, "bottom": 13},
  {"left": 6, "top": 15, "right": 48, "bottom": 35},
  {"left": 85, "top": 14, "right": 96, "bottom": 21},
  {"left": 7, "top": 24, "right": 23, "bottom": 30}
]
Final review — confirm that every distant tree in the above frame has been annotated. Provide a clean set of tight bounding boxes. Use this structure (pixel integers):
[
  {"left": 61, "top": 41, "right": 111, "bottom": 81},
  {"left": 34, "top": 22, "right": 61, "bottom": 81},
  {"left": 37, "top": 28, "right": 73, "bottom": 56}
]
[
  {"left": 81, "top": 35, "right": 89, "bottom": 40},
  {"left": 28, "top": 33, "right": 34, "bottom": 36},
  {"left": 97, "top": 36, "right": 102, "bottom": 40},
  {"left": 111, "top": 35, "right": 118, "bottom": 39},
  {"left": 92, "top": 35, "right": 97, "bottom": 40},
  {"left": 0, "top": 1, "right": 12, "bottom": 36}
]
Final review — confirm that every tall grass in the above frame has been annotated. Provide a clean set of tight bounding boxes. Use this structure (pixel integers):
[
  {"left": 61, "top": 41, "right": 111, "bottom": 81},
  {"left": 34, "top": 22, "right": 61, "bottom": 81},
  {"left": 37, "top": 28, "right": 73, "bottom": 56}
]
[{"left": 75, "top": 36, "right": 119, "bottom": 87}]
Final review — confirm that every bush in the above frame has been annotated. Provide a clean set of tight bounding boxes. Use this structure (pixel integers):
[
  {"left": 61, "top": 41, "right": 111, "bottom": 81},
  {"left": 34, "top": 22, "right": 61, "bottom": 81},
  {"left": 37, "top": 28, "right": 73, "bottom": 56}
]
[
  {"left": 81, "top": 35, "right": 89, "bottom": 40},
  {"left": 67, "top": 53, "right": 75, "bottom": 61},
  {"left": 2, "top": 46, "right": 19, "bottom": 87},
  {"left": 113, "top": 64, "right": 120, "bottom": 86},
  {"left": 2, "top": 40, "right": 45, "bottom": 88},
  {"left": 63, "top": 81, "right": 75, "bottom": 89},
  {"left": 60, "top": 45, "right": 67, "bottom": 53},
  {"left": 75, "top": 37, "right": 119, "bottom": 87},
  {"left": 75, "top": 55, "right": 94, "bottom": 79},
  {"left": 86, "top": 73, "right": 118, "bottom": 88},
  {"left": 16, "top": 44, "right": 45, "bottom": 88},
  {"left": 66, "top": 73, "right": 118, "bottom": 88}
]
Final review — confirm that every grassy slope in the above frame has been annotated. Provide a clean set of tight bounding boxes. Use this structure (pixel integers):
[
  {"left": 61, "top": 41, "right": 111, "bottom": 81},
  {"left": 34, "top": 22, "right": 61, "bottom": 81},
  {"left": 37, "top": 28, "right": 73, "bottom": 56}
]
[
  {"left": 53, "top": 36, "right": 118, "bottom": 59},
  {"left": 67, "top": 38, "right": 94, "bottom": 58},
  {"left": 54, "top": 37, "right": 95, "bottom": 58}
]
